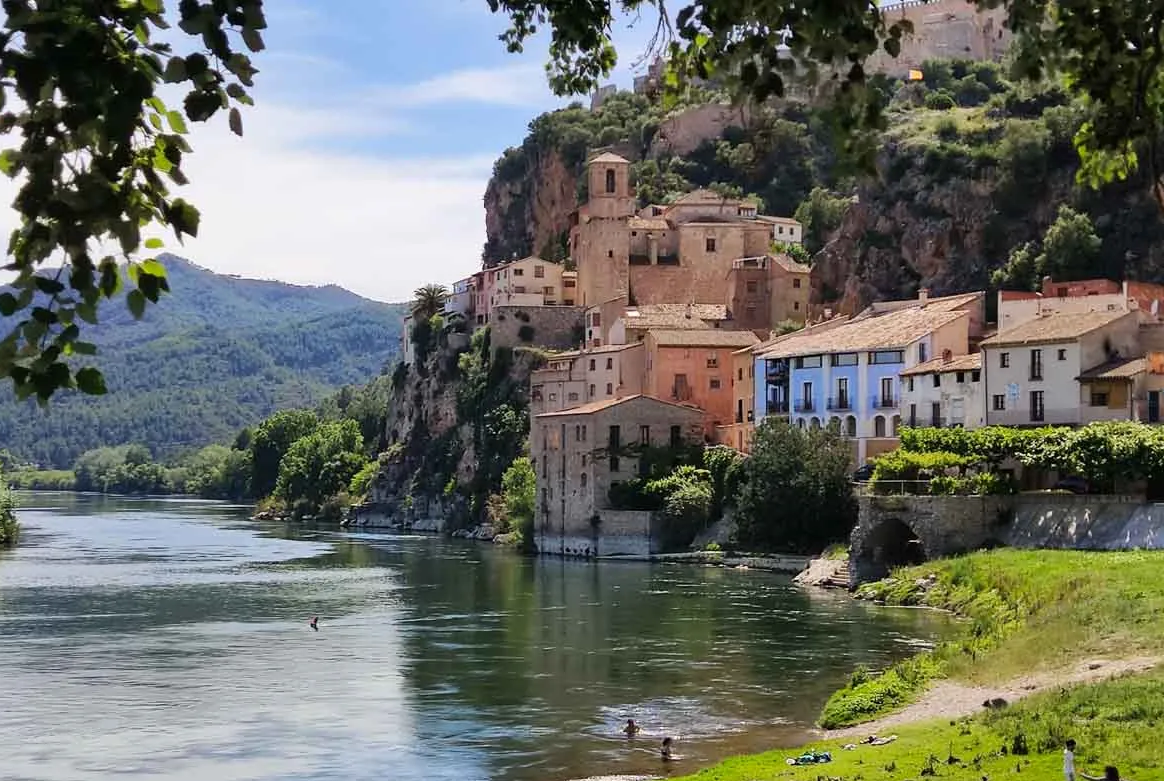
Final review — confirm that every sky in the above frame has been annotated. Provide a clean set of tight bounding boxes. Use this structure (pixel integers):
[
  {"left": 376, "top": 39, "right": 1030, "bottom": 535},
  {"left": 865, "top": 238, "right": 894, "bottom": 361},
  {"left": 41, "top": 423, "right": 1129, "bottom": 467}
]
[{"left": 0, "top": 1, "right": 666, "bottom": 304}]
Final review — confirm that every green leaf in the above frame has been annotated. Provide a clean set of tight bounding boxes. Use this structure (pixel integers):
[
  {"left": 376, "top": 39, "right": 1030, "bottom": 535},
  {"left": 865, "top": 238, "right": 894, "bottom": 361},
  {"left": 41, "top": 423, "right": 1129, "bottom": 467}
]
[
  {"left": 228, "top": 107, "right": 243, "bottom": 137},
  {"left": 140, "top": 258, "right": 167, "bottom": 278},
  {"left": 144, "top": 237, "right": 164, "bottom": 250},
  {"left": 34, "top": 276, "right": 66, "bottom": 295},
  {"left": 76, "top": 301, "right": 99, "bottom": 325},
  {"left": 225, "top": 83, "right": 254, "bottom": 106},
  {"left": 126, "top": 289, "right": 147, "bottom": 319},
  {"left": 75, "top": 367, "right": 108, "bottom": 396},
  {"left": 163, "top": 56, "right": 188, "bottom": 84},
  {"left": 167, "top": 111, "right": 189, "bottom": 134},
  {"left": 99, "top": 262, "right": 122, "bottom": 298},
  {"left": 242, "top": 28, "right": 265, "bottom": 52},
  {"left": 0, "top": 149, "right": 18, "bottom": 177},
  {"left": 72, "top": 341, "right": 98, "bottom": 356},
  {"left": 0, "top": 292, "right": 19, "bottom": 316}
]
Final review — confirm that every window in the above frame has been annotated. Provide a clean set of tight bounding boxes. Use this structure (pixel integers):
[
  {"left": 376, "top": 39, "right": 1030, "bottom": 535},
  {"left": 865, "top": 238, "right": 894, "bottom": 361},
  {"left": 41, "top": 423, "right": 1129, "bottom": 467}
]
[
  {"left": 799, "top": 381, "right": 813, "bottom": 411},
  {"left": 605, "top": 168, "right": 616, "bottom": 193},
  {"left": 931, "top": 402, "right": 941, "bottom": 426},
  {"left": 548, "top": 392, "right": 557, "bottom": 401},
  {"left": 543, "top": 286, "right": 554, "bottom": 297},
  {"left": 956, "top": 371, "right": 965, "bottom": 383},
  {"left": 563, "top": 278, "right": 576, "bottom": 288},
  {"left": 793, "top": 278, "right": 801, "bottom": 289},
  {"left": 1029, "top": 349, "right": 1043, "bottom": 381},
  {"left": 640, "top": 425, "right": 650, "bottom": 444},
  {"left": 606, "top": 357, "right": 613, "bottom": 370},
  {"left": 607, "top": 250, "right": 613, "bottom": 258},
  {"left": 513, "top": 268, "right": 523, "bottom": 276},
  {"left": 1030, "top": 390, "right": 1045, "bottom": 422},
  {"left": 794, "top": 302, "right": 800, "bottom": 311},
  {"left": 909, "top": 403, "right": 917, "bottom": 427},
  {"left": 1000, "top": 352, "right": 1010, "bottom": 368},
  {"left": 992, "top": 394, "right": 1006, "bottom": 411},
  {"left": 919, "top": 343, "right": 928, "bottom": 362},
  {"left": 738, "top": 368, "right": 744, "bottom": 381},
  {"left": 932, "top": 373, "right": 941, "bottom": 388},
  {"left": 580, "top": 473, "right": 588, "bottom": 489},
  {"left": 870, "top": 350, "right": 905, "bottom": 365},
  {"left": 710, "top": 378, "right": 722, "bottom": 390},
  {"left": 589, "top": 359, "right": 596, "bottom": 371},
  {"left": 589, "top": 383, "right": 596, "bottom": 398},
  {"left": 874, "top": 416, "right": 886, "bottom": 437},
  {"left": 971, "top": 370, "right": 981, "bottom": 382},
  {"left": 534, "top": 265, "right": 545, "bottom": 278},
  {"left": 880, "top": 377, "right": 894, "bottom": 406},
  {"left": 605, "top": 382, "right": 613, "bottom": 395},
  {"left": 591, "top": 313, "right": 601, "bottom": 326},
  {"left": 834, "top": 377, "right": 849, "bottom": 408},
  {"left": 746, "top": 280, "right": 758, "bottom": 293},
  {"left": 707, "top": 353, "right": 719, "bottom": 369},
  {"left": 608, "top": 425, "right": 620, "bottom": 471},
  {"left": 670, "top": 425, "right": 682, "bottom": 447},
  {"left": 831, "top": 353, "right": 858, "bottom": 367},
  {"left": 1058, "top": 348, "right": 1067, "bottom": 361},
  {"left": 514, "top": 286, "right": 526, "bottom": 294},
  {"left": 795, "top": 355, "right": 823, "bottom": 369},
  {"left": 778, "top": 225, "right": 785, "bottom": 235},
  {"left": 1090, "top": 390, "right": 1109, "bottom": 407},
  {"left": 575, "top": 425, "right": 582, "bottom": 442},
  {"left": 568, "top": 392, "right": 579, "bottom": 402},
  {"left": 706, "top": 237, "right": 717, "bottom": 252},
  {"left": 907, "top": 376, "right": 915, "bottom": 392}
]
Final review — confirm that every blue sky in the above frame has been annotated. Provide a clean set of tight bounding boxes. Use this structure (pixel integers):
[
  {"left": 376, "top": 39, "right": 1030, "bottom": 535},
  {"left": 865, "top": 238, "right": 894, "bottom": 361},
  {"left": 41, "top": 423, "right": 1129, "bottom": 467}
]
[
  {"left": 0, "top": 2, "right": 663, "bottom": 302},
  {"left": 118, "top": 2, "right": 664, "bottom": 303}
]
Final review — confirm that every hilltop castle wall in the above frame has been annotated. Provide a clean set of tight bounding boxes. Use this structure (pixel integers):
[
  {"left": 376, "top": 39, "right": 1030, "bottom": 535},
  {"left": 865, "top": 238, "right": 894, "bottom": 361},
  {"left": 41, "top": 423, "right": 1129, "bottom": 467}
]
[{"left": 865, "top": 0, "right": 1011, "bottom": 75}]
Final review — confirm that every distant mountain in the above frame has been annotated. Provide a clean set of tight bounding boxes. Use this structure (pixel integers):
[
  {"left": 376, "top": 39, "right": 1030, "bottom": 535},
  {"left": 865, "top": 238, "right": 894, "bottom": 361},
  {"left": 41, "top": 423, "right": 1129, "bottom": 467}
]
[{"left": 0, "top": 255, "right": 407, "bottom": 467}]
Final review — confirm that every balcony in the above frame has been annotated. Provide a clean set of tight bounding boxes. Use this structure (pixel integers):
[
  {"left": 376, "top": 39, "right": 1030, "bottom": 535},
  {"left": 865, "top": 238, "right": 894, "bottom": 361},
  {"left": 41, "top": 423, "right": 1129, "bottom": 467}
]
[
  {"left": 766, "top": 399, "right": 790, "bottom": 415},
  {"left": 827, "top": 396, "right": 853, "bottom": 411},
  {"left": 794, "top": 399, "right": 815, "bottom": 413},
  {"left": 746, "top": 409, "right": 754, "bottom": 422},
  {"left": 870, "top": 395, "right": 897, "bottom": 410}
]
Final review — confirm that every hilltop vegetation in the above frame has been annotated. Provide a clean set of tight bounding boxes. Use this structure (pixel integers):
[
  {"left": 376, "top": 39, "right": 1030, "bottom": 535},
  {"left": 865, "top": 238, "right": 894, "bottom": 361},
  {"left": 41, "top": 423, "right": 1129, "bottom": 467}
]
[
  {"left": 0, "top": 256, "right": 405, "bottom": 467},
  {"left": 484, "top": 60, "right": 1164, "bottom": 308}
]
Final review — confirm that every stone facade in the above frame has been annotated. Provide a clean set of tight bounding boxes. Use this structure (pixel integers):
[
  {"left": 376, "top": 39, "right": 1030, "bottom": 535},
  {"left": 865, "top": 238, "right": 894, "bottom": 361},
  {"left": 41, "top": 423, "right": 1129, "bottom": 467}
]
[
  {"left": 529, "top": 342, "right": 646, "bottom": 416},
  {"left": 532, "top": 395, "right": 704, "bottom": 557},
  {"left": 490, "top": 304, "right": 585, "bottom": 352},
  {"left": 864, "top": 0, "right": 1012, "bottom": 77}
]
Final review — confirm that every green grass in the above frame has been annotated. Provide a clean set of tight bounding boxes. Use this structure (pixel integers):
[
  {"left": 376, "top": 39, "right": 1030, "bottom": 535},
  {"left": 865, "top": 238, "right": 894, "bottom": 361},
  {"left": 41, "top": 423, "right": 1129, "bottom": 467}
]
[
  {"left": 677, "top": 667, "right": 1164, "bottom": 781},
  {"left": 819, "top": 549, "right": 1164, "bottom": 728}
]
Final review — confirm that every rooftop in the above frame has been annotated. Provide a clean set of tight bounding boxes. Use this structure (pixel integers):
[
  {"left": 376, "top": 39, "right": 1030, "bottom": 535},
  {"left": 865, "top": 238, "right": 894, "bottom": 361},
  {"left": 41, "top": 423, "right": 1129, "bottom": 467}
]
[
  {"left": 1077, "top": 357, "right": 1146, "bottom": 381},
  {"left": 648, "top": 329, "right": 761, "bottom": 348},
  {"left": 627, "top": 216, "right": 672, "bottom": 231},
  {"left": 900, "top": 353, "right": 982, "bottom": 376},
  {"left": 753, "top": 215, "right": 802, "bottom": 225},
  {"left": 980, "top": 311, "right": 1132, "bottom": 348},
  {"left": 534, "top": 393, "right": 701, "bottom": 418},
  {"left": 623, "top": 303, "right": 729, "bottom": 330},
  {"left": 669, "top": 189, "right": 736, "bottom": 205},
  {"left": 770, "top": 253, "right": 811, "bottom": 274},
  {"left": 759, "top": 307, "right": 968, "bottom": 359},
  {"left": 589, "top": 151, "right": 629, "bottom": 165}
]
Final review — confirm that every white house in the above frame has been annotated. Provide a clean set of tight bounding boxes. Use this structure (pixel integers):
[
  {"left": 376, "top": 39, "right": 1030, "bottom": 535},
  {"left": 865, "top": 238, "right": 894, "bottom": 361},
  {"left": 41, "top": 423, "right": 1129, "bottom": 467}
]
[{"left": 898, "top": 353, "right": 984, "bottom": 429}]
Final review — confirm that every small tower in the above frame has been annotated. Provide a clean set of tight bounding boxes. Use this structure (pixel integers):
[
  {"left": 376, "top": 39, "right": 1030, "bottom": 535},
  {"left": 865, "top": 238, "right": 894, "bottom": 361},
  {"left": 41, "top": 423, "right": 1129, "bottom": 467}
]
[{"left": 586, "top": 151, "right": 635, "bottom": 219}]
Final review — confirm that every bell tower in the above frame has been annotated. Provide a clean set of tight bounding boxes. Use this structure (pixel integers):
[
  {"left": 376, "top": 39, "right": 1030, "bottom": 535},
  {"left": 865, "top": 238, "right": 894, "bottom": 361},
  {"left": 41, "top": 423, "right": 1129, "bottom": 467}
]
[{"left": 586, "top": 152, "right": 635, "bottom": 219}]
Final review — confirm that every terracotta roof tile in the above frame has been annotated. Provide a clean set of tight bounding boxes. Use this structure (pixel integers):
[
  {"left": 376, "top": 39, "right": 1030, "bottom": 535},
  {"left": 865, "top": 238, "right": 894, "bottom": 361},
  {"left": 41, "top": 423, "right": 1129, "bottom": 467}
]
[
  {"left": 1076, "top": 357, "right": 1146, "bottom": 381},
  {"left": 534, "top": 394, "right": 702, "bottom": 418},
  {"left": 589, "top": 151, "right": 629, "bottom": 164},
  {"left": 900, "top": 353, "right": 982, "bottom": 376},
  {"left": 627, "top": 217, "right": 672, "bottom": 231},
  {"left": 623, "top": 304, "right": 729, "bottom": 329},
  {"left": 759, "top": 308, "right": 968, "bottom": 358},
  {"left": 770, "top": 253, "right": 811, "bottom": 274},
  {"left": 980, "top": 311, "right": 1133, "bottom": 348},
  {"left": 670, "top": 188, "right": 732, "bottom": 205},
  {"left": 648, "top": 329, "right": 761, "bottom": 348}
]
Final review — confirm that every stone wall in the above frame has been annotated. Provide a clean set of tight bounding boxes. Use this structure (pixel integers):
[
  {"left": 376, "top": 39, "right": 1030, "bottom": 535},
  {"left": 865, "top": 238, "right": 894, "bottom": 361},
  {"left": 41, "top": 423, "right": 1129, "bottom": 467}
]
[
  {"left": 649, "top": 103, "right": 752, "bottom": 157},
  {"left": 1006, "top": 494, "right": 1164, "bottom": 550},
  {"left": 536, "top": 509, "right": 654, "bottom": 557},
  {"left": 491, "top": 305, "right": 584, "bottom": 351}
]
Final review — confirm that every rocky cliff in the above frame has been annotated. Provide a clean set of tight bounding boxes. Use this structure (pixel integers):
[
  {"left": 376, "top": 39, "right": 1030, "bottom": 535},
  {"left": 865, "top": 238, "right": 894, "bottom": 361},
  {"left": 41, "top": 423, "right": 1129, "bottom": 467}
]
[{"left": 481, "top": 66, "right": 1164, "bottom": 313}]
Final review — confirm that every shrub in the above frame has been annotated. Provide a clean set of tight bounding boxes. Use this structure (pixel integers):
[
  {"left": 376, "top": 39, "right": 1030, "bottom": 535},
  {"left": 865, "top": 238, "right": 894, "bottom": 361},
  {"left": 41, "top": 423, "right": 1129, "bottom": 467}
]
[
  {"left": 0, "top": 484, "right": 18, "bottom": 547},
  {"left": 924, "top": 90, "right": 957, "bottom": 110}
]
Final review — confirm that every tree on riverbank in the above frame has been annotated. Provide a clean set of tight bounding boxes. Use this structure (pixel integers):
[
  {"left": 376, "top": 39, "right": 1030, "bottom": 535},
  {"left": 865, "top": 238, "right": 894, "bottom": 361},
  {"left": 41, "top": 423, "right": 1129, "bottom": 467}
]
[
  {"left": 273, "top": 420, "right": 368, "bottom": 518},
  {"left": 0, "top": 482, "right": 18, "bottom": 546},
  {"left": 734, "top": 419, "right": 856, "bottom": 553}
]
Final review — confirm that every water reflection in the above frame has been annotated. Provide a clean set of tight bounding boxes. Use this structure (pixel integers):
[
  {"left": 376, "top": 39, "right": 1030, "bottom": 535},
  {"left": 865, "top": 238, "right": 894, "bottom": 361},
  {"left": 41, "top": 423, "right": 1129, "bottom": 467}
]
[{"left": 0, "top": 493, "right": 952, "bottom": 781}]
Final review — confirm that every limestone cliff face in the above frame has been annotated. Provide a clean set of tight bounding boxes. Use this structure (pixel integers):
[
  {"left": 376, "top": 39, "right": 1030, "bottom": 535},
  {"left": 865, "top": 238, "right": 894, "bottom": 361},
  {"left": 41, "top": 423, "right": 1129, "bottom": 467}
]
[{"left": 483, "top": 150, "right": 579, "bottom": 266}]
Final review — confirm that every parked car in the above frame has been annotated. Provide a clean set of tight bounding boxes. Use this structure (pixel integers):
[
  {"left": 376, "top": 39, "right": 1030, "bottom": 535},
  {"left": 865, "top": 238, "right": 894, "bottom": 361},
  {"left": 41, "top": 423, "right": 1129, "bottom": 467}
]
[
  {"left": 1053, "top": 476, "right": 1090, "bottom": 494},
  {"left": 852, "top": 463, "right": 876, "bottom": 483}
]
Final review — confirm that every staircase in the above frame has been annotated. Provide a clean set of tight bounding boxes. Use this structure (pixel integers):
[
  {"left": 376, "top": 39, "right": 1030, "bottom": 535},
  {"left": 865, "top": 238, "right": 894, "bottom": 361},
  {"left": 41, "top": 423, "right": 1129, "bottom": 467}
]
[{"left": 821, "top": 560, "right": 852, "bottom": 590}]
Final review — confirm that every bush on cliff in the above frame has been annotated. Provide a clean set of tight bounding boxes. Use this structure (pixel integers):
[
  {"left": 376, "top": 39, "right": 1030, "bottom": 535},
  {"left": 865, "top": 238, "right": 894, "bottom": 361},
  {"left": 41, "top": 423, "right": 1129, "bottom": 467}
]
[{"left": 0, "top": 483, "right": 18, "bottom": 547}]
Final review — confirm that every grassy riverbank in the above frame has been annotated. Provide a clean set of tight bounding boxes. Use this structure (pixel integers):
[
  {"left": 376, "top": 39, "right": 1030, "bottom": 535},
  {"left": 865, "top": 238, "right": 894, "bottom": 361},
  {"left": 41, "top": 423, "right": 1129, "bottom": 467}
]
[{"left": 675, "top": 549, "right": 1164, "bottom": 781}]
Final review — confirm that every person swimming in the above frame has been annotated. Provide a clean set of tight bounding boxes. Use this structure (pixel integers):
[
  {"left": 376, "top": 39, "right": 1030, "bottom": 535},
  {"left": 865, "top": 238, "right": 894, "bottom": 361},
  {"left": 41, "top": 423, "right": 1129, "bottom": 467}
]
[
  {"left": 309, "top": 616, "right": 319, "bottom": 631},
  {"left": 623, "top": 719, "right": 640, "bottom": 737},
  {"left": 660, "top": 737, "right": 674, "bottom": 761}
]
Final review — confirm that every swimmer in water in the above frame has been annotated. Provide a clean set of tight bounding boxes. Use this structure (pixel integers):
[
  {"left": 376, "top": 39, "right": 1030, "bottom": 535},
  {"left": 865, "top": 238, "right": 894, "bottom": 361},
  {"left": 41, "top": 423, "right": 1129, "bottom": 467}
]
[
  {"left": 661, "top": 737, "right": 674, "bottom": 761},
  {"left": 309, "top": 616, "right": 319, "bottom": 631},
  {"left": 623, "top": 719, "right": 640, "bottom": 737}
]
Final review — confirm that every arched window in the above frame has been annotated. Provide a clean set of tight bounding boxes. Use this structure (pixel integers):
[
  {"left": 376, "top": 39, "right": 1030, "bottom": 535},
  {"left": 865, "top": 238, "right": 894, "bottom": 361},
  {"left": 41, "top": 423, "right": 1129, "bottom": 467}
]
[
  {"left": 874, "top": 415, "right": 886, "bottom": 438},
  {"left": 605, "top": 168, "right": 616, "bottom": 193},
  {"left": 810, "top": 417, "right": 821, "bottom": 429},
  {"left": 580, "top": 472, "right": 588, "bottom": 490},
  {"left": 845, "top": 415, "right": 857, "bottom": 437},
  {"left": 797, "top": 419, "right": 806, "bottom": 429}
]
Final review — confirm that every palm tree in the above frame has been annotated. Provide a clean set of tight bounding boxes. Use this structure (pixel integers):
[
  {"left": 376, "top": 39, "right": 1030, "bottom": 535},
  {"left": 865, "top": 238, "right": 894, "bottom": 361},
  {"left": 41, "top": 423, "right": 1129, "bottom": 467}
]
[{"left": 411, "top": 283, "right": 448, "bottom": 320}]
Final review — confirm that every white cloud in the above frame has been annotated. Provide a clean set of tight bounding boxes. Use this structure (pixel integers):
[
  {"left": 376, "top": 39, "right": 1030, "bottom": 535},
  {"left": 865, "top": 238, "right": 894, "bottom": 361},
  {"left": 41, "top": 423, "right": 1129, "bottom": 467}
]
[
  {"left": 0, "top": 100, "right": 493, "bottom": 304},
  {"left": 374, "top": 62, "right": 554, "bottom": 108}
]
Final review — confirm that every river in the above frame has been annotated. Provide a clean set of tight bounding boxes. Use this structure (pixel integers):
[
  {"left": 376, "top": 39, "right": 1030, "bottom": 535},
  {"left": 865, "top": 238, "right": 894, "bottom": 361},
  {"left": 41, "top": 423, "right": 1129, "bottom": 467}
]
[{"left": 0, "top": 493, "right": 951, "bottom": 781}]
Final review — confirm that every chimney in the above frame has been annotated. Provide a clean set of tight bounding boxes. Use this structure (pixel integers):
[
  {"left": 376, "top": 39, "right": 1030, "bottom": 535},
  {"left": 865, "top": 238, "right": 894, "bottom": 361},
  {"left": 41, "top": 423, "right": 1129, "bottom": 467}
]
[{"left": 919, "top": 288, "right": 930, "bottom": 307}]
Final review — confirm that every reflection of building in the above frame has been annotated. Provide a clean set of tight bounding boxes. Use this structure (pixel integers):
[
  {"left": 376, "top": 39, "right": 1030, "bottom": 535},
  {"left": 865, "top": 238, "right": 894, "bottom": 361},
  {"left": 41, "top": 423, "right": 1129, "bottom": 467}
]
[{"left": 532, "top": 395, "right": 704, "bottom": 556}]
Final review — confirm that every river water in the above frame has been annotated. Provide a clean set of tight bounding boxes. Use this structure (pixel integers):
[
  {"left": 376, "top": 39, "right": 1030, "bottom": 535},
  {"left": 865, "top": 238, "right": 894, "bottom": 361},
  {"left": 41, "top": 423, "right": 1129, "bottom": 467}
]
[{"left": 0, "top": 493, "right": 951, "bottom": 781}]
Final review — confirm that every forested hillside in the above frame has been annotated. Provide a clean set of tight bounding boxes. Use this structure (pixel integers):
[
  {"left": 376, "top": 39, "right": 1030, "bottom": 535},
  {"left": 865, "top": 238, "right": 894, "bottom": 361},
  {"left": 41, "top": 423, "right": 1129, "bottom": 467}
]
[{"left": 0, "top": 256, "right": 406, "bottom": 467}]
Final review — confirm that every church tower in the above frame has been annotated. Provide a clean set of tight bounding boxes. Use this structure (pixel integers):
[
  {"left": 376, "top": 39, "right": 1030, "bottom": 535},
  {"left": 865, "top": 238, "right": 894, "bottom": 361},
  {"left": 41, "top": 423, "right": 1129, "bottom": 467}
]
[{"left": 574, "top": 152, "right": 634, "bottom": 307}]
